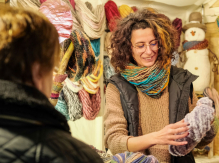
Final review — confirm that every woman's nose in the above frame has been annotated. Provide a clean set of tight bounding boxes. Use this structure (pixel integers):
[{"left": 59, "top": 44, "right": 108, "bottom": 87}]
[{"left": 144, "top": 45, "right": 153, "bottom": 55}]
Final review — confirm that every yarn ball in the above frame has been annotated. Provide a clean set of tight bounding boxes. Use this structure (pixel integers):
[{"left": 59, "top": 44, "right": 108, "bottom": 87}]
[
  {"left": 104, "top": 0, "right": 121, "bottom": 32},
  {"left": 55, "top": 90, "right": 70, "bottom": 121},
  {"left": 78, "top": 88, "right": 101, "bottom": 120},
  {"left": 62, "top": 85, "right": 83, "bottom": 121},
  {"left": 169, "top": 97, "right": 215, "bottom": 156},
  {"left": 66, "top": 29, "right": 96, "bottom": 82},
  {"left": 112, "top": 151, "right": 159, "bottom": 163},
  {"left": 172, "top": 18, "right": 182, "bottom": 47},
  {"left": 131, "top": 6, "right": 138, "bottom": 12},
  {"left": 39, "top": 0, "right": 73, "bottom": 38},
  {"left": 118, "top": 4, "right": 134, "bottom": 18},
  {"left": 91, "top": 39, "right": 100, "bottom": 61}
]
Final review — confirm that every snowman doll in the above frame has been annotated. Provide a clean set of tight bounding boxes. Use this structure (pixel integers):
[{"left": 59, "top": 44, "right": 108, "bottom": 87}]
[{"left": 182, "top": 12, "right": 210, "bottom": 93}]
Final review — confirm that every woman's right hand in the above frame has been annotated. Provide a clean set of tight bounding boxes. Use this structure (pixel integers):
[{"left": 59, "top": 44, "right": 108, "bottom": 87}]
[{"left": 153, "top": 119, "right": 189, "bottom": 146}]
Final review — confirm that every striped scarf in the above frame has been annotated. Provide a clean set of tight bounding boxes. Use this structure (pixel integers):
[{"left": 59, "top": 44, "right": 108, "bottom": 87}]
[{"left": 121, "top": 61, "right": 171, "bottom": 99}]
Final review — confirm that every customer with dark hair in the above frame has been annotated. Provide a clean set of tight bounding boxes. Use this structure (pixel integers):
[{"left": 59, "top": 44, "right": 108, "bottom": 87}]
[
  {"left": 104, "top": 8, "right": 218, "bottom": 163},
  {"left": 0, "top": 7, "right": 103, "bottom": 163}
]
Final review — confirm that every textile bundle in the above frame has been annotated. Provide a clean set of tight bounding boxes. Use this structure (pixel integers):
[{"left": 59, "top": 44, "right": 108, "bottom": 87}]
[
  {"left": 104, "top": 32, "right": 113, "bottom": 56},
  {"left": 63, "top": 85, "right": 83, "bottom": 121},
  {"left": 104, "top": 0, "right": 121, "bottom": 32},
  {"left": 111, "top": 152, "right": 159, "bottom": 163},
  {"left": 75, "top": 0, "right": 106, "bottom": 39},
  {"left": 66, "top": 29, "right": 96, "bottom": 82},
  {"left": 172, "top": 18, "right": 182, "bottom": 47},
  {"left": 82, "top": 60, "right": 103, "bottom": 94},
  {"left": 10, "top": 0, "right": 41, "bottom": 10},
  {"left": 104, "top": 57, "right": 116, "bottom": 80},
  {"left": 78, "top": 88, "right": 101, "bottom": 120},
  {"left": 61, "top": 0, "right": 84, "bottom": 32},
  {"left": 55, "top": 90, "right": 70, "bottom": 120},
  {"left": 118, "top": 4, "right": 134, "bottom": 18},
  {"left": 131, "top": 6, "right": 138, "bottom": 12},
  {"left": 39, "top": 0, "right": 73, "bottom": 38},
  {"left": 169, "top": 97, "right": 215, "bottom": 156},
  {"left": 91, "top": 39, "right": 101, "bottom": 61},
  {"left": 65, "top": 78, "right": 83, "bottom": 93},
  {"left": 183, "top": 39, "right": 208, "bottom": 51}
]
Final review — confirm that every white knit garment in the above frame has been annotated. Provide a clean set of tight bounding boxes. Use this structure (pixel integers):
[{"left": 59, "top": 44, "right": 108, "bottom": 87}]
[{"left": 169, "top": 97, "right": 215, "bottom": 156}]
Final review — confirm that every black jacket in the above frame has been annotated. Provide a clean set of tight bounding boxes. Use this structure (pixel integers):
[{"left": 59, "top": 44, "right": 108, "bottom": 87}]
[
  {"left": 0, "top": 79, "right": 103, "bottom": 163},
  {"left": 108, "top": 66, "right": 198, "bottom": 163}
]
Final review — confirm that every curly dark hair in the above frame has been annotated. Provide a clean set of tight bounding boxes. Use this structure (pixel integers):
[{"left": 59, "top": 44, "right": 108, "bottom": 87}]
[{"left": 110, "top": 8, "right": 178, "bottom": 72}]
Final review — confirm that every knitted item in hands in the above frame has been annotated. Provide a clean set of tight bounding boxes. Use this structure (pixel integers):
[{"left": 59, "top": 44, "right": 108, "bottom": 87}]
[
  {"left": 169, "top": 97, "right": 215, "bottom": 156},
  {"left": 62, "top": 85, "right": 83, "bottom": 121},
  {"left": 112, "top": 151, "right": 159, "bottom": 163}
]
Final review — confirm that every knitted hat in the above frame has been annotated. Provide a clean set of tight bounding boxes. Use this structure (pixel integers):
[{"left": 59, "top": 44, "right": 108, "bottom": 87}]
[
  {"left": 118, "top": 4, "right": 134, "bottom": 18},
  {"left": 182, "top": 12, "right": 206, "bottom": 32}
]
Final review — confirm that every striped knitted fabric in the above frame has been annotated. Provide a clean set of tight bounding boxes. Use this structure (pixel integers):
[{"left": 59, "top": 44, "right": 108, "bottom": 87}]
[
  {"left": 111, "top": 152, "right": 159, "bottom": 163},
  {"left": 62, "top": 85, "right": 83, "bottom": 121},
  {"left": 55, "top": 90, "right": 70, "bottom": 120},
  {"left": 75, "top": 0, "right": 106, "bottom": 39},
  {"left": 66, "top": 29, "right": 96, "bottom": 82},
  {"left": 78, "top": 88, "right": 101, "bottom": 120},
  {"left": 121, "top": 60, "right": 171, "bottom": 99},
  {"left": 183, "top": 39, "right": 208, "bottom": 51}
]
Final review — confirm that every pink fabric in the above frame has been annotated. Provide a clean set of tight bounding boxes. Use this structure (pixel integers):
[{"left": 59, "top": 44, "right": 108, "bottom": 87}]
[
  {"left": 54, "top": 74, "right": 68, "bottom": 82},
  {"left": 40, "top": 0, "right": 46, "bottom": 4},
  {"left": 69, "top": 0, "right": 75, "bottom": 10},
  {"left": 78, "top": 89, "right": 101, "bottom": 120},
  {"left": 39, "top": 0, "right": 73, "bottom": 38}
]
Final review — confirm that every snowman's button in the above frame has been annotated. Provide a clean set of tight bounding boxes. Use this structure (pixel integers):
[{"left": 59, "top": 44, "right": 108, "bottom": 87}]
[
  {"left": 195, "top": 67, "right": 198, "bottom": 70},
  {"left": 194, "top": 50, "right": 197, "bottom": 53}
]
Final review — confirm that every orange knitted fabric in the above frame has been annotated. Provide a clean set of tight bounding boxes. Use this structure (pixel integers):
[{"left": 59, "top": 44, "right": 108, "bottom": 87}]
[{"left": 104, "top": 83, "right": 198, "bottom": 163}]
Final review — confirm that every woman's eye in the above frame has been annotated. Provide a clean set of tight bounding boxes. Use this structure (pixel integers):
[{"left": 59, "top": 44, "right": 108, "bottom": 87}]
[{"left": 136, "top": 44, "right": 144, "bottom": 48}]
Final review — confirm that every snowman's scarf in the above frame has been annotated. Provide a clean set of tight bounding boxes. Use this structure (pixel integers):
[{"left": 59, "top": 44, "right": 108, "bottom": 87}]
[{"left": 183, "top": 39, "right": 208, "bottom": 51}]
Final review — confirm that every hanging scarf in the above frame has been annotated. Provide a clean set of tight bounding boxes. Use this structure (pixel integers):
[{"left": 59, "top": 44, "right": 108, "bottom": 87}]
[
  {"left": 78, "top": 88, "right": 101, "bottom": 120},
  {"left": 121, "top": 61, "right": 171, "bottom": 99},
  {"left": 62, "top": 85, "right": 83, "bottom": 121},
  {"left": 183, "top": 39, "right": 208, "bottom": 51}
]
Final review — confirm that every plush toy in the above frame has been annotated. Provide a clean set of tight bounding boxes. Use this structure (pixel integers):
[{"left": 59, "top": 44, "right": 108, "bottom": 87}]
[
  {"left": 169, "top": 97, "right": 215, "bottom": 156},
  {"left": 182, "top": 12, "right": 210, "bottom": 93}
]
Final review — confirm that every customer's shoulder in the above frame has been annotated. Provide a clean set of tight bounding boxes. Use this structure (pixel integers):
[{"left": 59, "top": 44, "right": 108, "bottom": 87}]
[{"left": 40, "top": 127, "right": 103, "bottom": 163}]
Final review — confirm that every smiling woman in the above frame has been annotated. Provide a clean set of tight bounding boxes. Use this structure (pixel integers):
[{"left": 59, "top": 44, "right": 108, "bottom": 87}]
[{"left": 104, "top": 8, "right": 218, "bottom": 163}]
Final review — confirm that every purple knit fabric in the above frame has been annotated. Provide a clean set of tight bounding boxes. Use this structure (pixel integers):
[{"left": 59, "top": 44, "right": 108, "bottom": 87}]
[{"left": 169, "top": 97, "right": 215, "bottom": 156}]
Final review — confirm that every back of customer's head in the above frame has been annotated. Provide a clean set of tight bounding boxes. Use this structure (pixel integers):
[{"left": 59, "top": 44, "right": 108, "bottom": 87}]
[{"left": 0, "top": 7, "right": 59, "bottom": 97}]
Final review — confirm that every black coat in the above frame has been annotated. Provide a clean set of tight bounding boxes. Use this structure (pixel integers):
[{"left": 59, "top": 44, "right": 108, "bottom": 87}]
[
  {"left": 108, "top": 66, "right": 198, "bottom": 163},
  {"left": 0, "top": 79, "right": 103, "bottom": 163}
]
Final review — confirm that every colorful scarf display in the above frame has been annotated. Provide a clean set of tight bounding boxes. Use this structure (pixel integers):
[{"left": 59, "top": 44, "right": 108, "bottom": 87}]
[
  {"left": 183, "top": 39, "right": 208, "bottom": 51},
  {"left": 121, "top": 61, "right": 171, "bottom": 99}
]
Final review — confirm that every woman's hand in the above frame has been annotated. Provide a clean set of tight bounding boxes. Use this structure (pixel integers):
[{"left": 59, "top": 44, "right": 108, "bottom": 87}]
[{"left": 153, "top": 119, "right": 189, "bottom": 146}]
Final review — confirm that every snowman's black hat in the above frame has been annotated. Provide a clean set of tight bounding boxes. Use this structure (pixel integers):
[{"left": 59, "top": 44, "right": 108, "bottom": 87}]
[{"left": 182, "top": 12, "right": 206, "bottom": 33}]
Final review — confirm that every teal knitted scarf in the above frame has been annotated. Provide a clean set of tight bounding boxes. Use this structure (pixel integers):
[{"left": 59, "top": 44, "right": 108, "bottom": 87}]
[{"left": 121, "top": 61, "right": 171, "bottom": 99}]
